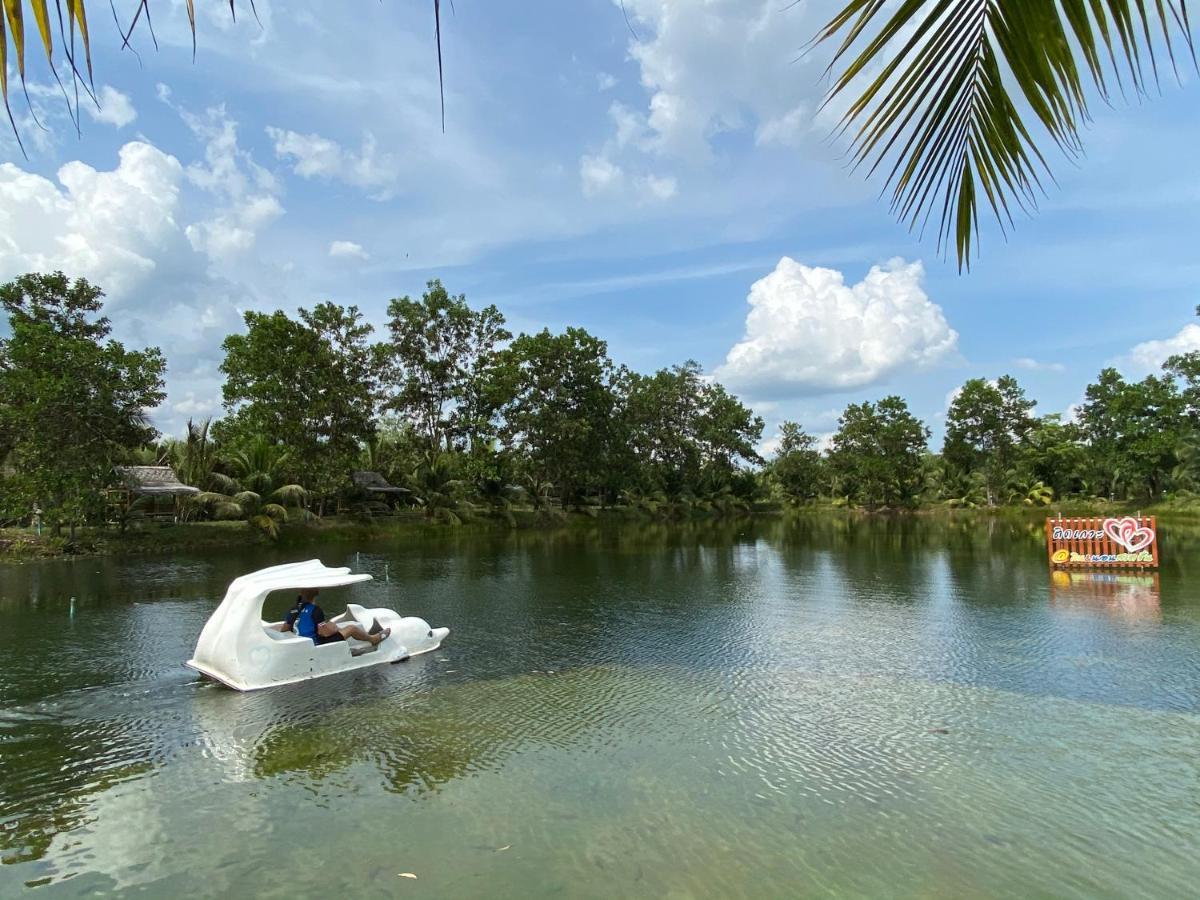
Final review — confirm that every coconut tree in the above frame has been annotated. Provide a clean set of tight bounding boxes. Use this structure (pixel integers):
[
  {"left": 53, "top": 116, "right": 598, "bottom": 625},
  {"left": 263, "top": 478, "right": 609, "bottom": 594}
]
[
  {"left": 165, "top": 418, "right": 235, "bottom": 495},
  {"left": 815, "top": 1, "right": 1195, "bottom": 268},
  {"left": 193, "top": 436, "right": 306, "bottom": 538},
  {"left": 405, "top": 451, "right": 470, "bottom": 525}
]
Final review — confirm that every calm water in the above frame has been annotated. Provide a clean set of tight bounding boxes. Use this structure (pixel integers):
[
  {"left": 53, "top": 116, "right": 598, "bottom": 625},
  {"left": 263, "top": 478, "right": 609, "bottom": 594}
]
[{"left": 2, "top": 515, "right": 1199, "bottom": 898}]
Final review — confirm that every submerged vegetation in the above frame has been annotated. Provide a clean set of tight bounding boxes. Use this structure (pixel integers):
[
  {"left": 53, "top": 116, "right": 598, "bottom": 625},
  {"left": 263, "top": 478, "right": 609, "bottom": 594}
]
[{"left": 3, "top": 272, "right": 1200, "bottom": 554}]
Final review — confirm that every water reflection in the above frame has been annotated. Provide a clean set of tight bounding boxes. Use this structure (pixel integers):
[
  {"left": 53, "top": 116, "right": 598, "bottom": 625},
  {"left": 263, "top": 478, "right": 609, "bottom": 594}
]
[
  {"left": 1050, "top": 570, "right": 1162, "bottom": 622},
  {"left": 2, "top": 514, "right": 1200, "bottom": 895}
]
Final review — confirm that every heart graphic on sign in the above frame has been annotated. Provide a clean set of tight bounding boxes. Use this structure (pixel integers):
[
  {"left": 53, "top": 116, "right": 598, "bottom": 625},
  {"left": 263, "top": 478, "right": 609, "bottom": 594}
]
[{"left": 1102, "top": 517, "right": 1154, "bottom": 553}]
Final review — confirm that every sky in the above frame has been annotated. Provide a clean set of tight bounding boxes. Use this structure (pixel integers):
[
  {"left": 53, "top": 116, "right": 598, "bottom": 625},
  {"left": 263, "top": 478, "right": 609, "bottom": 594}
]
[{"left": 1, "top": 0, "right": 1198, "bottom": 454}]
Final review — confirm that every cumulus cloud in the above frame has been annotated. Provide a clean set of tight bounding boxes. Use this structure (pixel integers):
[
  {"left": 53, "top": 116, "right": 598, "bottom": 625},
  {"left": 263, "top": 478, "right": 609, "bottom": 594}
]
[
  {"left": 715, "top": 257, "right": 958, "bottom": 398},
  {"left": 86, "top": 86, "right": 138, "bottom": 128},
  {"left": 598, "top": 72, "right": 618, "bottom": 91},
  {"left": 1127, "top": 323, "right": 1200, "bottom": 372},
  {"left": 612, "top": 0, "right": 829, "bottom": 161},
  {"left": 329, "top": 240, "right": 369, "bottom": 260},
  {"left": 1014, "top": 357, "right": 1066, "bottom": 373},
  {"left": 267, "top": 126, "right": 399, "bottom": 196},
  {"left": 0, "top": 142, "right": 184, "bottom": 299}
]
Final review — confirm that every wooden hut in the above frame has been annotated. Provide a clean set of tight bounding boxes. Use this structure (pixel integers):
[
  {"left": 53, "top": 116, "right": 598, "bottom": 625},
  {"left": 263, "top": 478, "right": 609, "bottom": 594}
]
[
  {"left": 107, "top": 466, "right": 201, "bottom": 522},
  {"left": 347, "top": 471, "right": 411, "bottom": 515}
]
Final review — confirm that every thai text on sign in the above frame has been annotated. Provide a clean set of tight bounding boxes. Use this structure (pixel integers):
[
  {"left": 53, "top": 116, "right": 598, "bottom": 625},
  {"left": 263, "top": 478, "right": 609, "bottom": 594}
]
[{"left": 1045, "top": 516, "right": 1158, "bottom": 568}]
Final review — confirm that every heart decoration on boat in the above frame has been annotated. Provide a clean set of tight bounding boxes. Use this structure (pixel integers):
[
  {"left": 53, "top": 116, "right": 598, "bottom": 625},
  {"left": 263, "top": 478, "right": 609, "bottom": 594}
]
[{"left": 1102, "top": 517, "right": 1155, "bottom": 553}]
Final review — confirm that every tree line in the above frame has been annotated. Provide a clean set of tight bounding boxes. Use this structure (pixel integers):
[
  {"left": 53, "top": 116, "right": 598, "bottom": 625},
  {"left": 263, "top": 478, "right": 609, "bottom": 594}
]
[{"left": 2, "top": 272, "right": 1198, "bottom": 537}]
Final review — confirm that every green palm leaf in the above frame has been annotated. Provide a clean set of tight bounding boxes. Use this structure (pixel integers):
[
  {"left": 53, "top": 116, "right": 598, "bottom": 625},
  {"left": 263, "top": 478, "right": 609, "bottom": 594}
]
[
  {"left": 3, "top": 1, "right": 447, "bottom": 153},
  {"left": 817, "top": 0, "right": 1196, "bottom": 270}
]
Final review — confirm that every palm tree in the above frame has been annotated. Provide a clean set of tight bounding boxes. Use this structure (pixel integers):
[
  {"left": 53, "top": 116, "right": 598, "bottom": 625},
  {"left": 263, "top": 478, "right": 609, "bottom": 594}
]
[
  {"left": 1171, "top": 432, "right": 1200, "bottom": 491},
  {"left": 405, "top": 451, "right": 470, "bottom": 525},
  {"left": 165, "top": 418, "right": 236, "bottom": 496},
  {"left": 816, "top": 1, "right": 1195, "bottom": 268},
  {"left": 193, "top": 437, "right": 306, "bottom": 538}
]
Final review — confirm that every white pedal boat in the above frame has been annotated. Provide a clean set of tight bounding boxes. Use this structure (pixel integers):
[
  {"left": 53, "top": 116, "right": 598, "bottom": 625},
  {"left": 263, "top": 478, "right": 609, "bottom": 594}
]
[{"left": 186, "top": 559, "right": 449, "bottom": 691}]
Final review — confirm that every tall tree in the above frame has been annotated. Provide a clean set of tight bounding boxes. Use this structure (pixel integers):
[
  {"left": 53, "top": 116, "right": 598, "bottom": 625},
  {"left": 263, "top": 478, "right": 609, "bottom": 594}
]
[
  {"left": 492, "top": 327, "right": 618, "bottom": 507},
  {"left": 1163, "top": 305, "right": 1200, "bottom": 427},
  {"left": 622, "top": 361, "right": 763, "bottom": 498},
  {"left": 385, "top": 280, "right": 511, "bottom": 453},
  {"left": 769, "top": 422, "right": 825, "bottom": 504},
  {"left": 943, "top": 375, "right": 1035, "bottom": 504},
  {"left": 1079, "top": 367, "right": 1184, "bottom": 499},
  {"left": 1016, "top": 414, "right": 1088, "bottom": 501},
  {"left": 829, "top": 396, "right": 929, "bottom": 508},
  {"left": 0, "top": 272, "right": 166, "bottom": 536},
  {"left": 219, "top": 302, "right": 385, "bottom": 510}
]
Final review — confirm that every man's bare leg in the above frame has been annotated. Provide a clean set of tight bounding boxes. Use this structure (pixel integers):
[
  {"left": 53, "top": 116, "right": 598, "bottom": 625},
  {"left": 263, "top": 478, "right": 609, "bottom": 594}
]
[{"left": 317, "top": 620, "right": 389, "bottom": 645}]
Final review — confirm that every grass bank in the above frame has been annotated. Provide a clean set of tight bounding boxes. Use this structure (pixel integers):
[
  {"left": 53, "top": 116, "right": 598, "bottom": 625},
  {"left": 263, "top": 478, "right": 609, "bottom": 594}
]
[{"left": 4, "top": 497, "right": 1199, "bottom": 562}]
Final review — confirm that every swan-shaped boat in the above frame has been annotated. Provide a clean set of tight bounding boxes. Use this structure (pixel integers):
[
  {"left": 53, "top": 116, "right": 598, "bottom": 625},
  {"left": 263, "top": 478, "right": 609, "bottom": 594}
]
[{"left": 186, "top": 559, "right": 449, "bottom": 691}]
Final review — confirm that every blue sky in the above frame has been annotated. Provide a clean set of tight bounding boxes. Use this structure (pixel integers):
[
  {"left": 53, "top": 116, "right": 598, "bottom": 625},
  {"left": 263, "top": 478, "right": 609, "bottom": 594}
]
[{"left": 1, "top": 0, "right": 1197, "bottom": 452}]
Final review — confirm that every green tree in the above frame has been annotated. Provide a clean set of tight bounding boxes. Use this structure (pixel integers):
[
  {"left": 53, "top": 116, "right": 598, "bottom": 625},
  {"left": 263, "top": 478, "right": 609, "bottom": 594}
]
[
  {"left": 943, "top": 375, "right": 1035, "bottom": 505},
  {"left": 769, "top": 422, "right": 825, "bottom": 505},
  {"left": 0, "top": 272, "right": 165, "bottom": 537},
  {"left": 817, "top": 1, "right": 1196, "bottom": 268},
  {"left": 193, "top": 437, "right": 307, "bottom": 538},
  {"left": 622, "top": 361, "right": 763, "bottom": 500},
  {"left": 218, "top": 302, "right": 385, "bottom": 512},
  {"left": 1015, "top": 414, "right": 1088, "bottom": 500},
  {"left": 1079, "top": 367, "right": 1184, "bottom": 499},
  {"left": 384, "top": 279, "right": 510, "bottom": 453},
  {"left": 829, "top": 396, "right": 929, "bottom": 508},
  {"left": 492, "top": 327, "right": 619, "bottom": 508},
  {"left": 1163, "top": 305, "right": 1200, "bottom": 427}
]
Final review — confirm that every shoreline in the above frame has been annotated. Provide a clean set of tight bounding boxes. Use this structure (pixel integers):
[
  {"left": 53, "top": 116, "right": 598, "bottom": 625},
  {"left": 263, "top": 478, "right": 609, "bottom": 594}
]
[{"left": 3, "top": 500, "right": 1198, "bottom": 562}]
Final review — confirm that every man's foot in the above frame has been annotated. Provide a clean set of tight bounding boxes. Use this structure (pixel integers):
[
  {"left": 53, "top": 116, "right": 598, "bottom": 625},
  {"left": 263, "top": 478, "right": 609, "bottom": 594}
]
[{"left": 373, "top": 627, "right": 391, "bottom": 646}]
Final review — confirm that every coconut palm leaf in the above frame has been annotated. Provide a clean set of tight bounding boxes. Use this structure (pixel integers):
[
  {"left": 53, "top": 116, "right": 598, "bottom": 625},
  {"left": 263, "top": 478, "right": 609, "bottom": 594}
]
[
  {"left": 817, "top": 1, "right": 1196, "bottom": 270},
  {"left": 3, "top": 1, "right": 446, "bottom": 152},
  {"left": 269, "top": 483, "right": 307, "bottom": 507}
]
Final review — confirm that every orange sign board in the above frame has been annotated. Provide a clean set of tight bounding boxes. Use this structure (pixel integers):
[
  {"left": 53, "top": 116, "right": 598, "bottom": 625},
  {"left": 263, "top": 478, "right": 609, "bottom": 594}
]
[{"left": 1045, "top": 516, "right": 1158, "bottom": 568}]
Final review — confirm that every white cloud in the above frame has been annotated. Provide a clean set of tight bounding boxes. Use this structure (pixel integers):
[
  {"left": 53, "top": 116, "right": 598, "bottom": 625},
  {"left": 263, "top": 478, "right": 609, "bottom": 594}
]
[
  {"left": 580, "top": 154, "right": 625, "bottom": 196},
  {"left": 329, "top": 240, "right": 369, "bottom": 260},
  {"left": 638, "top": 173, "right": 677, "bottom": 200},
  {"left": 173, "top": 393, "right": 218, "bottom": 416},
  {"left": 598, "top": 72, "right": 618, "bottom": 91},
  {"left": 1127, "top": 323, "right": 1200, "bottom": 372},
  {"left": 1014, "top": 357, "right": 1066, "bottom": 373},
  {"left": 715, "top": 257, "right": 958, "bottom": 398},
  {"left": 267, "top": 126, "right": 399, "bottom": 196},
  {"left": 168, "top": 101, "right": 283, "bottom": 262},
  {"left": 613, "top": 0, "right": 830, "bottom": 162},
  {"left": 0, "top": 142, "right": 184, "bottom": 298},
  {"left": 86, "top": 86, "right": 138, "bottom": 128}
]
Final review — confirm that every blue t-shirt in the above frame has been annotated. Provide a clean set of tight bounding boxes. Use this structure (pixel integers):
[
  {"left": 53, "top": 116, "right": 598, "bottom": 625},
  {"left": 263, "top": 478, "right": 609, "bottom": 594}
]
[{"left": 284, "top": 598, "right": 325, "bottom": 640}]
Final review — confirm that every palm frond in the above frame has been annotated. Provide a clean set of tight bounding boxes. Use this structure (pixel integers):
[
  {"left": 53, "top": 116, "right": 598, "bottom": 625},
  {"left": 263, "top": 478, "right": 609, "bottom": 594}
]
[
  {"left": 269, "top": 483, "right": 307, "bottom": 506},
  {"left": 818, "top": 0, "right": 1196, "bottom": 270},
  {"left": 5, "top": 1, "right": 449, "bottom": 153}
]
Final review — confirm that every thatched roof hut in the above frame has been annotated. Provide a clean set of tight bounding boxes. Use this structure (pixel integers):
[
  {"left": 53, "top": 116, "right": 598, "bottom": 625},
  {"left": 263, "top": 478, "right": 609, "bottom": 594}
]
[
  {"left": 115, "top": 466, "right": 201, "bottom": 496},
  {"left": 351, "top": 471, "right": 410, "bottom": 495}
]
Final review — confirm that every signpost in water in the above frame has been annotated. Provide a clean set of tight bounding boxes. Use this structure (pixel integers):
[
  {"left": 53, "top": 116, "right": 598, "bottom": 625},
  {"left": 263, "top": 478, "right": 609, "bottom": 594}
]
[{"left": 1046, "top": 515, "right": 1159, "bottom": 569}]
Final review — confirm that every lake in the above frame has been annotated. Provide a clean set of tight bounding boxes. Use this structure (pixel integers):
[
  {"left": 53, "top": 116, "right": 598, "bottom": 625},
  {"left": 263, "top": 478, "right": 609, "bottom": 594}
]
[{"left": 2, "top": 515, "right": 1199, "bottom": 897}]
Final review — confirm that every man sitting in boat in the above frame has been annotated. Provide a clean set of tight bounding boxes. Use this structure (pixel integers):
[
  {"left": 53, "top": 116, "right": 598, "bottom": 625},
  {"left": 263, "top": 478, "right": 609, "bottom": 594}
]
[{"left": 278, "top": 588, "right": 391, "bottom": 646}]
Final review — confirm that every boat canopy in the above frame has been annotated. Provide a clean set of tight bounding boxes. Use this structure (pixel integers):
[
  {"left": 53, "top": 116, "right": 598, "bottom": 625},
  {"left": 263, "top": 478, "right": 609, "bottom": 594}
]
[{"left": 188, "top": 560, "right": 372, "bottom": 685}]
